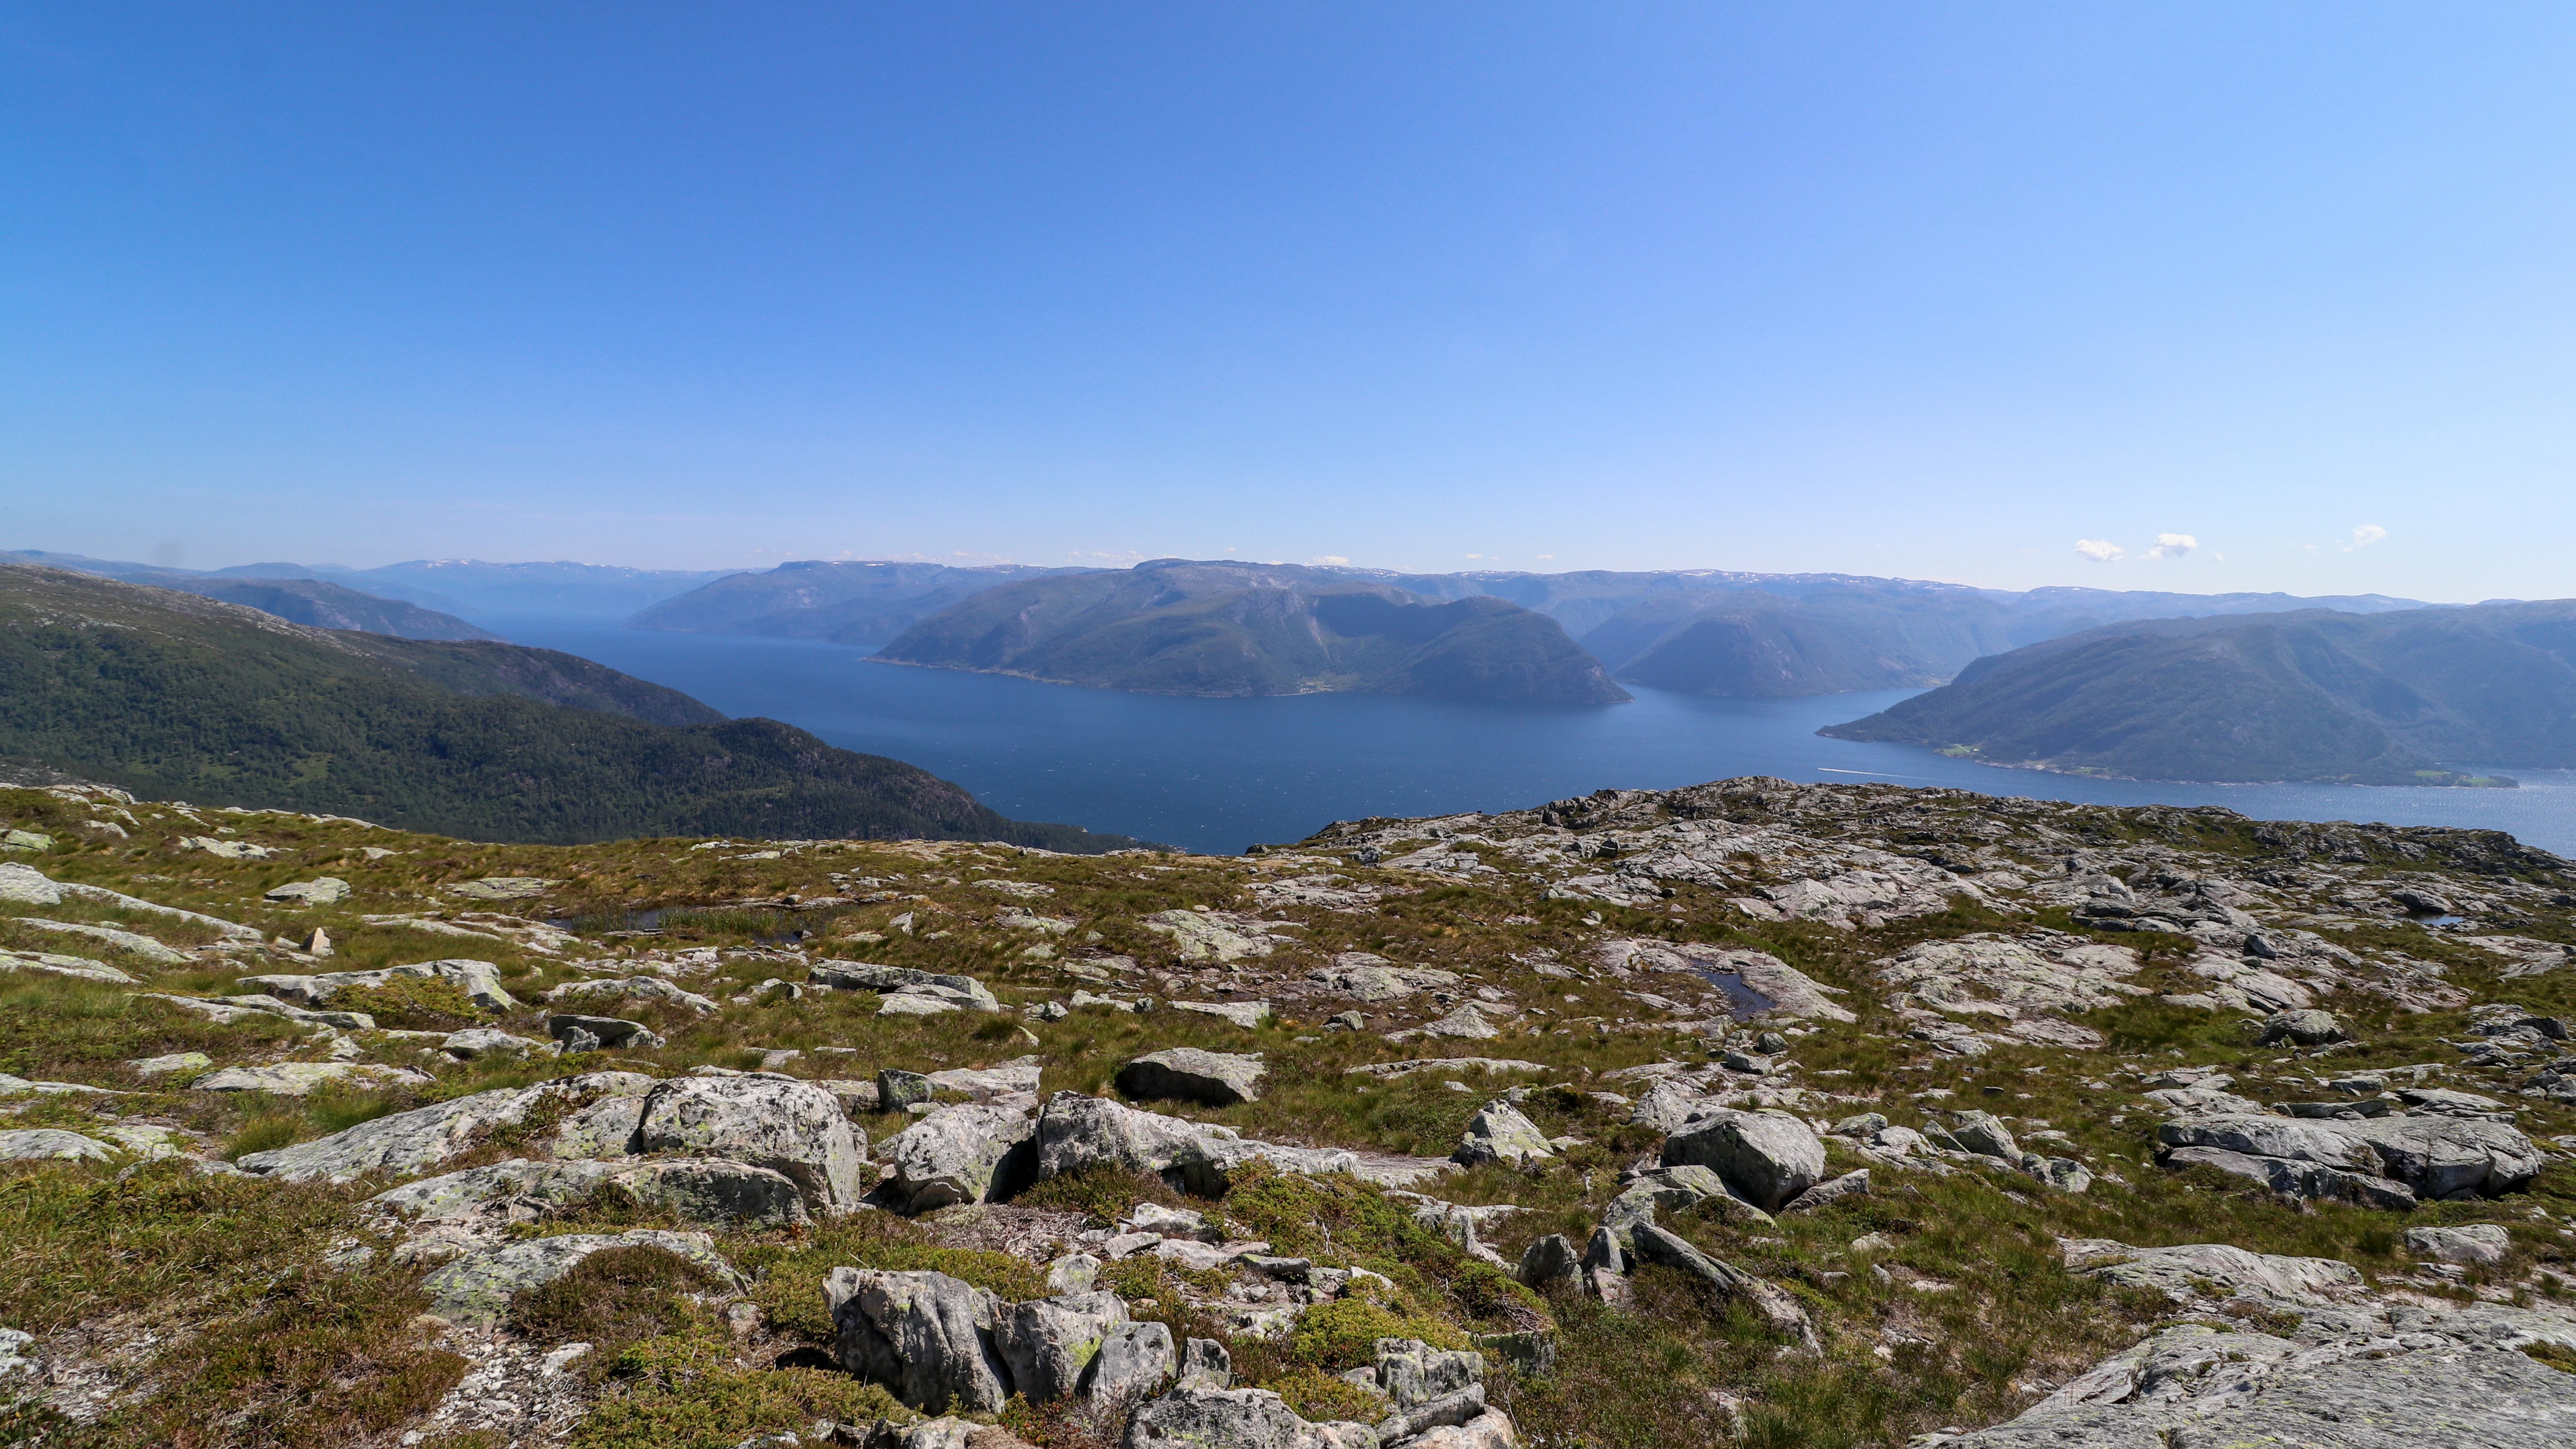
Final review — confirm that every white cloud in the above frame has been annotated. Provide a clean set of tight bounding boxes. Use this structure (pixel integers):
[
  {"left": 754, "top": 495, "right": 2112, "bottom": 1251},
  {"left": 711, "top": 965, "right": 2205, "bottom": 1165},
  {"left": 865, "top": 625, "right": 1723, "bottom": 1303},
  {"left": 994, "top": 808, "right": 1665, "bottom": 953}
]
[
  {"left": 2146, "top": 532, "right": 2197, "bottom": 560},
  {"left": 2074, "top": 538, "right": 2125, "bottom": 563},
  {"left": 1535, "top": 554, "right": 1554, "bottom": 560},
  {"left": 2344, "top": 524, "right": 2389, "bottom": 551},
  {"left": 1309, "top": 554, "right": 1349, "bottom": 566},
  {"left": 1464, "top": 553, "right": 1484, "bottom": 559}
]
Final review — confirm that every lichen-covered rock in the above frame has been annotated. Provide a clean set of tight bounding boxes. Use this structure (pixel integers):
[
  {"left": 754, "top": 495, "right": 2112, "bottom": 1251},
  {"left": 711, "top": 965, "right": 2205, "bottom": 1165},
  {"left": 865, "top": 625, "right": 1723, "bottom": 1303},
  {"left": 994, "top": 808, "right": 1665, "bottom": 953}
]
[
  {"left": 191, "top": 1062, "right": 430, "bottom": 1095},
  {"left": 811, "top": 961, "right": 999, "bottom": 1011},
  {"left": 242, "top": 958, "right": 516, "bottom": 1012},
  {"left": 1454, "top": 1100, "right": 1555, "bottom": 1167},
  {"left": 545, "top": 975, "right": 720, "bottom": 1015},
  {"left": 440, "top": 1027, "right": 555, "bottom": 1060},
  {"left": 237, "top": 1072, "right": 655, "bottom": 1180},
  {"left": 1123, "top": 1384, "right": 1342, "bottom": 1449},
  {"left": 2406, "top": 1224, "right": 2511, "bottom": 1264},
  {"left": 0, "top": 1128, "right": 114, "bottom": 1163},
  {"left": 1117, "top": 1048, "right": 1266, "bottom": 1106},
  {"left": 2060, "top": 1239, "right": 2363, "bottom": 1303},
  {"left": 997, "top": 1291, "right": 1129, "bottom": 1402},
  {"left": 2258, "top": 1008, "right": 2346, "bottom": 1047},
  {"left": 826, "top": 1267, "right": 1013, "bottom": 1414},
  {"left": 1946, "top": 1110, "right": 2020, "bottom": 1162},
  {"left": 1141, "top": 910, "right": 1279, "bottom": 963},
  {"left": 633, "top": 1076, "right": 868, "bottom": 1215},
  {"left": 1087, "top": 1320, "right": 1176, "bottom": 1403},
  {"left": 1660, "top": 1108, "right": 1823, "bottom": 1210},
  {"left": 1942, "top": 1318, "right": 2576, "bottom": 1448},
  {"left": 1308, "top": 954, "right": 1460, "bottom": 1002},
  {"left": 880, "top": 1102, "right": 1037, "bottom": 1212},
  {"left": 422, "top": 1230, "right": 735, "bottom": 1324},
  {"left": 1517, "top": 1233, "right": 1580, "bottom": 1289},
  {"left": 2157, "top": 1112, "right": 2542, "bottom": 1202}
]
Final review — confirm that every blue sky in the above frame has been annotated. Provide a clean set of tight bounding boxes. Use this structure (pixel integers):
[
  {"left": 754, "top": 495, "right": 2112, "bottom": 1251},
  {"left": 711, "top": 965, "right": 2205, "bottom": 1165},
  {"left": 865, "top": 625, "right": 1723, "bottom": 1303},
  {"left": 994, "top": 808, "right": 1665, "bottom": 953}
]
[{"left": 6, "top": 3, "right": 2574, "bottom": 601}]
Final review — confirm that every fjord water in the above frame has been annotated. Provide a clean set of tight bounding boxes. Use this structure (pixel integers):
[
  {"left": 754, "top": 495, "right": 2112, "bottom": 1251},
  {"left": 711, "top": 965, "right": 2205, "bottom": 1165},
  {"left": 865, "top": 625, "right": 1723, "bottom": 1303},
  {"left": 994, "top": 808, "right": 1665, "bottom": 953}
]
[{"left": 490, "top": 617, "right": 2576, "bottom": 858}]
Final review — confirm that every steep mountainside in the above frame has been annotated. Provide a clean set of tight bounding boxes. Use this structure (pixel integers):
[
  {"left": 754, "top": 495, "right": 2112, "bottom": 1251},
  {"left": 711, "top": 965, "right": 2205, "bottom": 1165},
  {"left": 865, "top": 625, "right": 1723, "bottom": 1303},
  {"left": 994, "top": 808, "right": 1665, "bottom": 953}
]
[
  {"left": 629, "top": 560, "right": 1092, "bottom": 644},
  {"left": 0, "top": 566, "right": 1139, "bottom": 849},
  {"left": 1820, "top": 601, "right": 2576, "bottom": 784},
  {"left": 136, "top": 574, "right": 497, "bottom": 641},
  {"left": 0, "top": 773, "right": 2568, "bottom": 1448},
  {"left": 875, "top": 559, "right": 1632, "bottom": 703}
]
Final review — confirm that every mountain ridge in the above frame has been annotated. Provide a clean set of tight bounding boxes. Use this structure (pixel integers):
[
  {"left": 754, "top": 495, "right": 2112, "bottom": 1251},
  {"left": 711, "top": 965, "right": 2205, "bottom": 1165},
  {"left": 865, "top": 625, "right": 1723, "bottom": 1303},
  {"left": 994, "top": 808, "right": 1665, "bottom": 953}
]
[
  {"left": 872, "top": 559, "right": 1632, "bottom": 704},
  {"left": 0, "top": 565, "right": 1142, "bottom": 849},
  {"left": 1819, "top": 599, "right": 2576, "bottom": 785}
]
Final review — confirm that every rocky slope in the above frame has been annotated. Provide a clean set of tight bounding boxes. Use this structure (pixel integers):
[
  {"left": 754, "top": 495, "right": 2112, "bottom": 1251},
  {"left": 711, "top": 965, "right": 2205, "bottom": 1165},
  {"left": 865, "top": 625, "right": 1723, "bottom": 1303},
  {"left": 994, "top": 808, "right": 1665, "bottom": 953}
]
[
  {"left": 0, "top": 566, "right": 1141, "bottom": 851},
  {"left": 875, "top": 560, "right": 1631, "bottom": 705},
  {"left": 1822, "top": 601, "right": 2576, "bottom": 784},
  {"left": 1, "top": 772, "right": 2572, "bottom": 1449}
]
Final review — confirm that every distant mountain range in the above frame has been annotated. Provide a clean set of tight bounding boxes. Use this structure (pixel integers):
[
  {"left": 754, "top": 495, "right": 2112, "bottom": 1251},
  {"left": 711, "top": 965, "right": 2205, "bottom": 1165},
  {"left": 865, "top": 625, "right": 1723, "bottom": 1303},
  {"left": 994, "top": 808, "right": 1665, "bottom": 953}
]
[
  {"left": 628, "top": 559, "right": 1089, "bottom": 643},
  {"left": 3, "top": 550, "right": 736, "bottom": 620},
  {"left": 633, "top": 556, "right": 2434, "bottom": 701},
  {"left": 873, "top": 559, "right": 1632, "bottom": 703},
  {"left": 0, "top": 565, "right": 1142, "bottom": 849},
  {"left": 1820, "top": 600, "right": 2576, "bottom": 785}
]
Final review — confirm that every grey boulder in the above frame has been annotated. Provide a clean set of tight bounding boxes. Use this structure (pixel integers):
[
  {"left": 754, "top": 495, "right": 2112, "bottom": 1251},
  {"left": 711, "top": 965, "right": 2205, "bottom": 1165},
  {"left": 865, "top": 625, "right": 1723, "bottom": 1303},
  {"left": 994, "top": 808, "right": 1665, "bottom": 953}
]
[
  {"left": 242, "top": 958, "right": 515, "bottom": 1012},
  {"left": 812, "top": 961, "right": 999, "bottom": 1012},
  {"left": 1517, "top": 1233, "right": 1580, "bottom": 1290},
  {"left": 2257, "top": 1008, "right": 2347, "bottom": 1047},
  {"left": 1123, "top": 1384, "right": 1349, "bottom": 1449},
  {"left": 1030, "top": 1092, "right": 1360, "bottom": 1197},
  {"left": 1946, "top": 1110, "right": 2020, "bottom": 1162},
  {"left": 2157, "top": 1112, "right": 2542, "bottom": 1202},
  {"left": 1088, "top": 1320, "right": 1177, "bottom": 1404},
  {"left": 1117, "top": 1048, "right": 1267, "bottom": 1107},
  {"left": 633, "top": 1076, "right": 869, "bottom": 1215},
  {"left": 879, "top": 1068, "right": 935, "bottom": 1112},
  {"left": 238, "top": 1072, "right": 655, "bottom": 1180},
  {"left": 547, "top": 1013, "right": 665, "bottom": 1051},
  {"left": 1660, "top": 1108, "right": 1823, "bottom": 1211},
  {"left": 998, "top": 1291, "right": 1130, "bottom": 1402},
  {"left": 2406, "top": 1224, "right": 2510, "bottom": 1264},
  {"left": 879, "top": 1102, "right": 1037, "bottom": 1213},
  {"left": 1454, "top": 1100, "right": 1555, "bottom": 1167},
  {"left": 826, "top": 1267, "right": 1013, "bottom": 1414},
  {"left": 0, "top": 1128, "right": 114, "bottom": 1163}
]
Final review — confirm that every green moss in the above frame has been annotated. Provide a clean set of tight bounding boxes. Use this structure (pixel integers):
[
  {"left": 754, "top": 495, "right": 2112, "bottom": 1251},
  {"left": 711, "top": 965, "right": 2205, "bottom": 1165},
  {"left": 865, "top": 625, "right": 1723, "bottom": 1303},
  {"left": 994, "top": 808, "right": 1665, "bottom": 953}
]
[
  {"left": 572, "top": 1331, "right": 908, "bottom": 1449},
  {"left": 1259, "top": 1364, "right": 1387, "bottom": 1424},
  {"left": 1287, "top": 1297, "right": 1467, "bottom": 1371}
]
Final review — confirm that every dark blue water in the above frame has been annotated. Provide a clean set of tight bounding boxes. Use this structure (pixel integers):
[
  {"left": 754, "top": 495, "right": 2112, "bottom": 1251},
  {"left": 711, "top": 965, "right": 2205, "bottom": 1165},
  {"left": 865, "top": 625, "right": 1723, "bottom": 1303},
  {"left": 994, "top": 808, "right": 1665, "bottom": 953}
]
[{"left": 487, "top": 616, "right": 2576, "bottom": 858}]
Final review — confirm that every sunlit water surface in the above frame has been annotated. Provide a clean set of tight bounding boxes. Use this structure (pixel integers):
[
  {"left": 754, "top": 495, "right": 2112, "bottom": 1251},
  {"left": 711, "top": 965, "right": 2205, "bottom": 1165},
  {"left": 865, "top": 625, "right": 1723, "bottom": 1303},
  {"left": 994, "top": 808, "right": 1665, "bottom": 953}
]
[{"left": 488, "top": 616, "right": 2576, "bottom": 858}]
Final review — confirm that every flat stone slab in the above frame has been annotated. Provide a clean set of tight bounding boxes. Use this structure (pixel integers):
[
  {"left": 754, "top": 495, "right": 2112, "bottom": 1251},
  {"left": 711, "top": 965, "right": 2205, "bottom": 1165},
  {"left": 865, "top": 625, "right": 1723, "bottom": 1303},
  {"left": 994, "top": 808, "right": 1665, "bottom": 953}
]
[
  {"left": 421, "top": 1230, "right": 736, "bottom": 1324},
  {"left": 1118, "top": 1048, "right": 1266, "bottom": 1106},
  {"left": 1171, "top": 1000, "right": 1273, "bottom": 1030},
  {"left": 191, "top": 1062, "right": 432, "bottom": 1095},
  {"left": 446, "top": 877, "right": 559, "bottom": 901}
]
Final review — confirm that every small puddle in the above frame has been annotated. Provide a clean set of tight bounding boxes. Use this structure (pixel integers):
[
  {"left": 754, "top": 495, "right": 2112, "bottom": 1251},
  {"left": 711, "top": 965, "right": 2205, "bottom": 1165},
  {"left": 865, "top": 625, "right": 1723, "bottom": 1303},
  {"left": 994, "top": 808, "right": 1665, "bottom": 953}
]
[{"left": 1695, "top": 970, "right": 1777, "bottom": 1021}]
